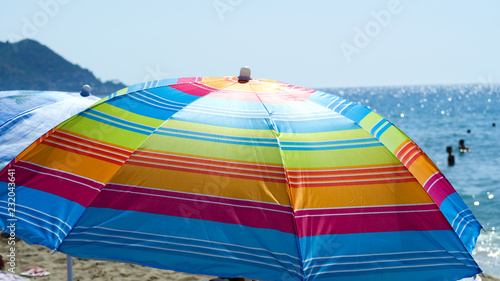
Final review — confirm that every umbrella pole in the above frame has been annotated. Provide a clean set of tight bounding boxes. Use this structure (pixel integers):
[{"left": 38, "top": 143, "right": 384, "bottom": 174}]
[{"left": 66, "top": 255, "right": 73, "bottom": 281}]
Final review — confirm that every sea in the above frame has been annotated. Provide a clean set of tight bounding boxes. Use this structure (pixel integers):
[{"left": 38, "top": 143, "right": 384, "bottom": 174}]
[{"left": 321, "top": 84, "right": 500, "bottom": 276}]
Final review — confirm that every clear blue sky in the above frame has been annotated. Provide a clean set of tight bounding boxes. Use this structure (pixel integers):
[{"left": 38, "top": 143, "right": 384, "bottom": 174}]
[{"left": 2, "top": 0, "right": 499, "bottom": 88}]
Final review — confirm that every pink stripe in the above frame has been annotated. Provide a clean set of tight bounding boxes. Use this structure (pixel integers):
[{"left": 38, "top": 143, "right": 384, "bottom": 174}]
[
  {"left": 90, "top": 184, "right": 296, "bottom": 234},
  {"left": 170, "top": 82, "right": 215, "bottom": 96},
  {"left": 295, "top": 204, "right": 437, "bottom": 217},
  {"left": 296, "top": 206, "right": 451, "bottom": 237},
  {"left": 424, "top": 173, "right": 456, "bottom": 206},
  {"left": 12, "top": 163, "right": 102, "bottom": 207}
]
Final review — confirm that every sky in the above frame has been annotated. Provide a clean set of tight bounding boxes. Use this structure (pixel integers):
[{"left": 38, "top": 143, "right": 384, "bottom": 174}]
[{"left": 1, "top": 0, "right": 500, "bottom": 89}]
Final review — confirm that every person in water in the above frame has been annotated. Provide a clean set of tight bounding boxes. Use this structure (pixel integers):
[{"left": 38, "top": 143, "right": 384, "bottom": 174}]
[
  {"left": 458, "top": 139, "right": 469, "bottom": 152},
  {"left": 447, "top": 146, "right": 455, "bottom": 166}
]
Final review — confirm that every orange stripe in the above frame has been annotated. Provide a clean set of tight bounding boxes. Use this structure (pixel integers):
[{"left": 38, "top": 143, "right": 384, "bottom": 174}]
[
  {"left": 395, "top": 140, "right": 412, "bottom": 159},
  {"left": 130, "top": 155, "right": 284, "bottom": 179},
  {"left": 136, "top": 149, "right": 285, "bottom": 172},
  {"left": 128, "top": 160, "right": 287, "bottom": 184},
  {"left": 289, "top": 177, "right": 416, "bottom": 188},
  {"left": 288, "top": 171, "right": 414, "bottom": 183},
  {"left": 286, "top": 165, "right": 408, "bottom": 177},
  {"left": 43, "top": 141, "right": 124, "bottom": 166},
  {"left": 49, "top": 137, "right": 129, "bottom": 162}
]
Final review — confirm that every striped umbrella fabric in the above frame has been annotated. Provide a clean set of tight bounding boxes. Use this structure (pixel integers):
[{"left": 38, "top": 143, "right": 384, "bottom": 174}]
[
  {"left": 0, "top": 90, "right": 99, "bottom": 170},
  {"left": 0, "top": 75, "right": 482, "bottom": 281}
]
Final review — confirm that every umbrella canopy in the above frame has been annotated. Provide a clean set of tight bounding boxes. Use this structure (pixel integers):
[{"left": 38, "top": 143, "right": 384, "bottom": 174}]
[
  {"left": 0, "top": 71, "right": 482, "bottom": 281},
  {"left": 0, "top": 90, "right": 99, "bottom": 169}
]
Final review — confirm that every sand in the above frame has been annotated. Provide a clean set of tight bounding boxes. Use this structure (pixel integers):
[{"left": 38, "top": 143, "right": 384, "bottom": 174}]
[{"left": 0, "top": 235, "right": 498, "bottom": 281}]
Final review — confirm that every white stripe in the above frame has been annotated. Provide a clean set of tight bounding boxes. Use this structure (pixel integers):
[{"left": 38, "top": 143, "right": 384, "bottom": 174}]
[
  {"left": 135, "top": 91, "right": 186, "bottom": 108},
  {"left": 423, "top": 172, "right": 441, "bottom": 189},
  {"left": 456, "top": 214, "right": 475, "bottom": 234},
  {"left": 305, "top": 255, "right": 456, "bottom": 271},
  {"left": 50, "top": 135, "right": 129, "bottom": 159},
  {"left": 128, "top": 94, "right": 185, "bottom": 111},
  {"left": 294, "top": 209, "right": 439, "bottom": 219},
  {"left": 188, "top": 104, "right": 267, "bottom": 114},
  {"left": 271, "top": 115, "right": 343, "bottom": 122},
  {"left": 306, "top": 262, "right": 473, "bottom": 278},
  {"left": 136, "top": 150, "right": 282, "bottom": 170},
  {"left": 288, "top": 176, "right": 415, "bottom": 185},
  {"left": 426, "top": 176, "right": 444, "bottom": 193},
  {"left": 84, "top": 112, "right": 154, "bottom": 134},
  {"left": 0, "top": 210, "right": 63, "bottom": 244},
  {"left": 19, "top": 161, "right": 104, "bottom": 186},
  {"left": 133, "top": 155, "right": 285, "bottom": 176},
  {"left": 332, "top": 100, "right": 347, "bottom": 112},
  {"left": 0, "top": 201, "right": 72, "bottom": 229},
  {"left": 155, "top": 131, "right": 278, "bottom": 145},
  {"left": 182, "top": 107, "right": 269, "bottom": 119},
  {"left": 17, "top": 162, "right": 102, "bottom": 192},
  {"left": 296, "top": 203, "right": 436, "bottom": 213},
  {"left": 399, "top": 144, "right": 416, "bottom": 163},
  {"left": 451, "top": 209, "right": 469, "bottom": 228},
  {"left": 63, "top": 238, "right": 302, "bottom": 276},
  {"left": 338, "top": 102, "right": 353, "bottom": 115},
  {"left": 68, "top": 231, "right": 301, "bottom": 270},
  {"left": 183, "top": 106, "right": 268, "bottom": 118},
  {"left": 395, "top": 141, "right": 413, "bottom": 158},
  {"left": 326, "top": 97, "right": 341, "bottom": 108},
  {"left": 44, "top": 139, "right": 125, "bottom": 164},
  {"left": 404, "top": 150, "right": 420, "bottom": 166},
  {"left": 57, "top": 131, "right": 132, "bottom": 154},
  {"left": 103, "top": 188, "right": 292, "bottom": 215},
  {"left": 288, "top": 165, "right": 403, "bottom": 173},
  {"left": 373, "top": 121, "right": 389, "bottom": 137},
  {"left": 303, "top": 249, "right": 447, "bottom": 263},
  {"left": 281, "top": 141, "right": 379, "bottom": 149},
  {"left": 287, "top": 170, "right": 411, "bottom": 179},
  {"left": 105, "top": 183, "right": 293, "bottom": 211},
  {"left": 0, "top": 205, "right": 68, "bottom": 235}
]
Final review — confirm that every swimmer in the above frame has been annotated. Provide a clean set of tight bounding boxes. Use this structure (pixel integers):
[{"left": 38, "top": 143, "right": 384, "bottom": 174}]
[
  {"left": 458, "top": 139, "right": 469, "bottom": 152},
  {"left": 446, "top": 146, "right": 455, "bottom": 166}
]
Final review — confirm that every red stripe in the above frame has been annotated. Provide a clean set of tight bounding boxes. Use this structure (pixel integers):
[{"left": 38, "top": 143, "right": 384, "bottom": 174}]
[
  {"left": 43, "top": 142, "right": 124, "bottom": 166},
  {"left": 405, "top": 151, "right": 423, "bottom": 167},
  {"left": 11, "top": 162, "right": 102, "bottom": 207},
  {"left": 396, "top": 141, "right": 412, "bottom": 159},
  {"left": 288, "top": 177, "right": 416, "bottom": 188},
  {"left": 90, "top": 185, "right": 296, "bottom": 234},
  {"left": 288, "top": 172, "right": 413, "bottom": 184},
  {"left": 55, "top": 131, "right": 132, "bottom": 156},
  {"left": 49, "top": 137, "right": 129, "bottom": 162},
  {"left": 135, "top": 151, "right": 285, "bottom": 173},
  {"left": 296, "top": 206, "right": 451, "bottom": 237},
  {"left": 287, "top": 166, "right": 408, "bottom": 177},
  {"left": 399, "top": 145, "right": 419, "bottom": 164},
  {"left": 130, "top": 156, "right": 285, "bottom": 179},
  {"left": 128, "top": 160, "right": 287, "bottom": 183}
]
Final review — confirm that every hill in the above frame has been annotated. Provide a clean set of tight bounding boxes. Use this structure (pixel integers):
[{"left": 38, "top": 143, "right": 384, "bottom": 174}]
[{"left": 0, "top": 39, "right": 125, "bottom": 97}]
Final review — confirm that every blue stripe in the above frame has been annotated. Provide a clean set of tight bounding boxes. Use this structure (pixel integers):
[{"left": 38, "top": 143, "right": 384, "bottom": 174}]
[
  {"left": 440, "top": 192, "right": 482, "bottom": 253},
  {"left": 280, "top": 142, "right": 383, "bottom": 151},
  {"left": 155, "top": 130, "right": 279, "bottom": 147},
  {"left": 157, "top": 128, "right": 277, "bottom": 143},
  {"left": 375, "top": 121, "right": 392, "bottom": 139},
  {"left": 60, "top": 208, "right": 302, "bottom": 281},
  {"left": 281, "top": 137, "right": 377, "bottom": 146},
  {"left": 370, "top": 119, "right": 387, "bottom": 135},
  {"left": 300, "top": 231, "right": 480, "bottom": 280},
  {"left": 0, "top": 184, "right": 85, "bottom": 249},
  {"left": 87, "top": 109, "right": 157, "bottom": 132},
  {"left": 81, "top": 112, "right": 153, "bottom": 135}
]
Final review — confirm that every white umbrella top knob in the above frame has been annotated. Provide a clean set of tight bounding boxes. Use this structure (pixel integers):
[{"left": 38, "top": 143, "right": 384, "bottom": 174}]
[
  {"left": 80, "top": 84, "right": 91, "bottom": 97},
  {"left": 238, "top": 66, "right": 251, "bottom": 82}
]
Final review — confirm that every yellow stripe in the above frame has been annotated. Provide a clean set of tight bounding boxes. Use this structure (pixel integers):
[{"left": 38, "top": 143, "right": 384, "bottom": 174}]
[
  {"left": 109, "top": 164, "right": 291, "bottom": 205},
  {"left": 22, "top": 143, "right": 121, "bottom": 184},
  {"left": 291, "top": 181, "right": 433, "bottom": 210}
]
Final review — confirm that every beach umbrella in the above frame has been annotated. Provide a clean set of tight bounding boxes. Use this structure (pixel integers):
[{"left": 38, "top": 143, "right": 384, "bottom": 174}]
[
  {"left": 0, "top": 89, "right": 99, "bottom": 170},
  {"left": 0, "top": 68, "right": 482, "bottom": 281}
]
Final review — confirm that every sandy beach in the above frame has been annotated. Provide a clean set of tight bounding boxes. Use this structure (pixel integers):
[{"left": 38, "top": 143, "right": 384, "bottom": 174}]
[{"left": 0, "top": 235, "right": 498, "bottom": 281}]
